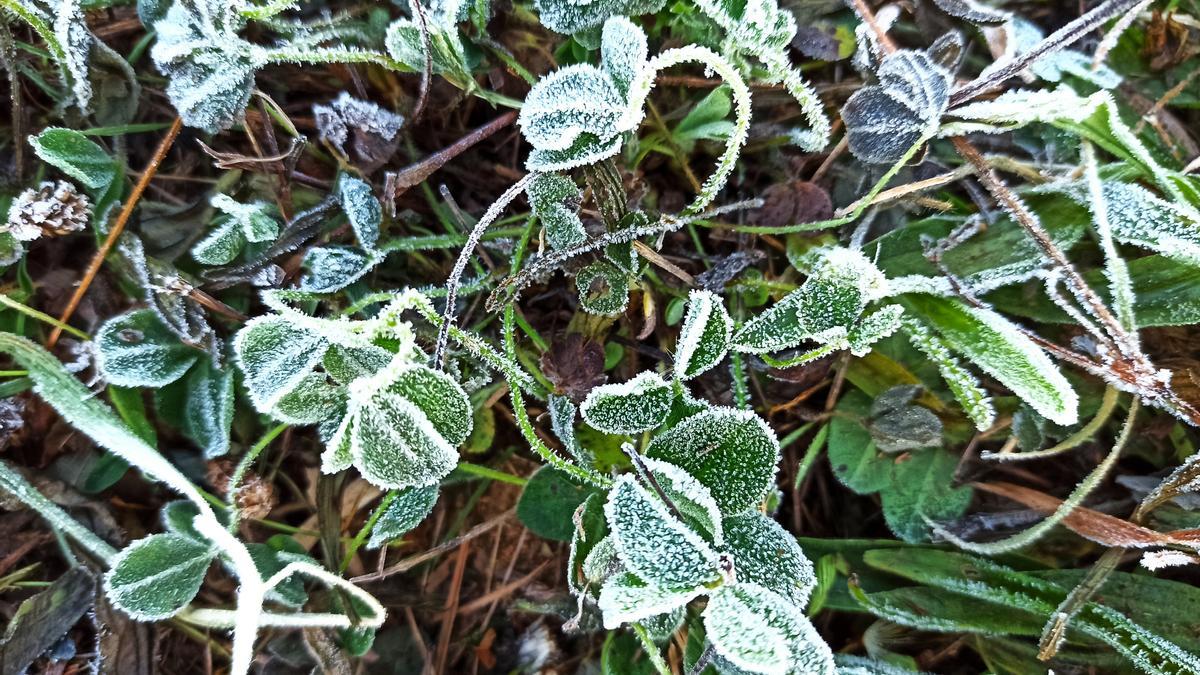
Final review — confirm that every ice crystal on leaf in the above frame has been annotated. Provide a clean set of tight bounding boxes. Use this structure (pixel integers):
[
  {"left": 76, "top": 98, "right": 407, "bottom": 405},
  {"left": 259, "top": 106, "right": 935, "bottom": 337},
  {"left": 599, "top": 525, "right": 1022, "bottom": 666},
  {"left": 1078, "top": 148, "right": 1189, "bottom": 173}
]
[
  {"left": 533, "top": 0, "right": 665, "bottom": 35},
  {"left": 733, "top": 247, "right": 889, "bottom": 355},
  {"left": 674, "top": 290, "right": 733, "bottom": 380},
  {"left": 385, "top": 0, "right": 473, "bottom": 84},
  {"left": 95, "top": 309, "right": 201, "bottom": 388},
  {"left": 151, "top": 0, "right": 265, "bottom": 133},
  {"left": 703, "top": 582, "right": 835, "bottom": 675},
  {"left": 604, "top": 471, "right": 722, "bottom": 590},
  {"left": 645, "top": 407, "right": 779, "bottom": 514},
  {"left": 367, "top": 485, "right": 440, "bottom": 549},
  {"left": 525, "top": 173, "right": 586, "bottom": 251},
  {"left": 299, "top": 246, "right": 379, "bottom": 293},
  {"left": 314, "top": 93, "right": 405, "bottom": 160},
  {"left": 842, "top": 50, "right": 952, "bottom": 165},
  {"left": 580, "top": 370, "right": 673, "bottom": 435},
  {"left": 518, "top": 18, "right": 647, "bottom": 171},
  {"left": 721, "top": 511, "right": 814, "bottom": 605},
  {"left": 598, "top": 572, "right": 705, "bottom": 629},
  {"left": 192, "top": 195, "right": 280, "bottom": 265}
]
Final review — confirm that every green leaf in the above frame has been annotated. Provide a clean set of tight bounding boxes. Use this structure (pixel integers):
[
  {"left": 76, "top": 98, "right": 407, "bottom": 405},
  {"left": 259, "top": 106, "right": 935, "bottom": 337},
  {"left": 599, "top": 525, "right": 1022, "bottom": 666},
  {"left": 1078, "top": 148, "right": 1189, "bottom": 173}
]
[
  {"left": 646, "top": 407, "right": 780, "bottom": 514},
  {"left": 526, "top": 172, "right": 586, "bottom": 251},
  {"left": 179, "top": 358, "right": 235, "bottom": 458},
  {"left": 900, "top": 294, "right": 1078, "bottom": 425},
  {"left": 675, "top": 290, "right": 732, "bottom": 380},
  {"left": 191, "top": 219, "right": 245, "bottom": 265},
  {"left": 598, "top": 572, "right": 704, "bottom": 629},
  {"left": 605, "top": 473, "right": 721, "bottom": 590},
  {"left": 703, "top": 583, "right": 836, "bottom": 675},
  {"left": 104, "top": 533, "right": 214, "bottom": 621},
  {"left": 882, "top": 450, "right": 972, "bottom": 543},
  {"left": 29, "top": 128, "right": 117, "bottom": 191},
  {"left": 299, "top": 246, "right": 379, "bottom": 293},
  {"left": 533, "top": 0, "right": 666, "bottom": 34},
  {"left": 722, "top": 511, "right": 815, "bottom": 606},
  {"left": 569, "top": 492, "right": 609, "bottom": 593},
  {"left": 367, "top": 485, "right": 440, "bottom": 549},
  {"left": 581, "top": 371, "right": 673, "bottom": 434},
  {"left": 234, "top": 315, "right": 329, "bottom": 416},
  {"left": 518, "top": 466, "right": 602, "bottom": 542},
  {"left": 95, "top": 309, "right": 200, "bottom": 388},
  {"left": 336, "top": 175, "right": 381, "bottom": 250},
  {"left": 673, "top": 86, "right": 735, "bottom": 151},
  {"left": 576, "top": 259, "right": 630, "bottom": 316},
  {"left": 827, "top": 392, "right": 890, "bottom": 494}
]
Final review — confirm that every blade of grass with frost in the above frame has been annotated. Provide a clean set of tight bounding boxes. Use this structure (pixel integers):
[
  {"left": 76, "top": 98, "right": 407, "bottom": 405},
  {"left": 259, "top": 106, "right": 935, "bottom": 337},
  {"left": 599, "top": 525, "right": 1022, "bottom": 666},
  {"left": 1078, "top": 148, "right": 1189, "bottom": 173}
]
[
  {"left": 1084, "top": 142, "right": 1137, "bottom": 337},
  {"left": 901, "top": 316, "right": 995, "bottom": 430}
]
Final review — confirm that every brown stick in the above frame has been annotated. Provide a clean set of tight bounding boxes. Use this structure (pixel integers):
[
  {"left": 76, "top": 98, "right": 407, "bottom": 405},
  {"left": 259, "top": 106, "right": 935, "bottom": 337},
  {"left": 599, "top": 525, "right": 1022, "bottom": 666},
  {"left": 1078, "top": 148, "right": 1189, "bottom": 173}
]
[{"left": 48, "top": 117, "right": 184, "bottom": 347}]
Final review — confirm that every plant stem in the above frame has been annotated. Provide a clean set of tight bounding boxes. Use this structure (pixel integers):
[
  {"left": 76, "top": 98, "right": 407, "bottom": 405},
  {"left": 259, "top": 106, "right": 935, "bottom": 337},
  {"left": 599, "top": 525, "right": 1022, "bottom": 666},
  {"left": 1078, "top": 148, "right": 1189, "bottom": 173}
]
[
  {"left": 226, "top": 423, "right": 288, "bottom": 533},
  {"left": 49, "top": 116, "right": 183, "bottom": 347}
]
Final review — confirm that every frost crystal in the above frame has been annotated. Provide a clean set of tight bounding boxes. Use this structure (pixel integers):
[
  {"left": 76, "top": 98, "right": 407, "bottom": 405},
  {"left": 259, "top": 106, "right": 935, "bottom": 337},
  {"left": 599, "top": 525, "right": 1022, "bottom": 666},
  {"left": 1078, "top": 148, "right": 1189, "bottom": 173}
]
[
  {"left": 193, "top": 195, "right": 280, "bottom": 265},
  {"left": 314, "top": 93, "right": 405, "bottom": 158},
  {"left": 151, "top": 0, "right": 265, "bottom": 133},
  {"left": 533, "top": 0, "right": 666, "bottom": 35},
  {"left": 518, "top": 18, "right": 647, "bottom": 171},
  {"left": 674, "top": 290, "right": 733, "bottom": 380},
  {"left": 704, "top": 583, "right": 836, "bottom": 675},
  {"left": 526, "top": 173, "right": 586, "bottom": 251},
  {"left": 842, "top": 50, "right": 952, "bottom": 164},
  {"left": 580, "top": 370, "right": 673, "bottom": 434}
]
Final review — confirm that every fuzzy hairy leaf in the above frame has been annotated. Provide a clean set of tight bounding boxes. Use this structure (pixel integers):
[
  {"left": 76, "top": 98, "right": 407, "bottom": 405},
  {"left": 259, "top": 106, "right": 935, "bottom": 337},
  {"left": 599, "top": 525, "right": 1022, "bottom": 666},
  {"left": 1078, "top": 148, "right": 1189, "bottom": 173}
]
[
  {"left": 722, "top": 511, "right": 815, "bottom": 606},
  {"left": 234, "top": 315, "right": 330, "bottom": 416},
  {"left": 151, "top": 0, "right": 263, "bottom": 133},
  {"left": 576, "top": 259, "right": 630, "bottom": 316},
  {"left": 518, "top": 466, "right": 602, "bottom": 541},
  {"left": 367, "top": 485, "right": 440, "bottom": 549},
  {"left": 645, "top": 407, "right": 779, "bottom": 514},
  {"left": 179, "top": 358, "right": 235, "bottom": 458},
  {"left": 704, "top": 583, "right": 835, "bottom": 675},
  {"left": 605, "top": 473, "right": 721, "bottom": 590},
  {"left": 300, "top": 246, "right": 379, "bottom": 293},
  {"left": 105, "top": 533, "right": 214, "bottom": 621},
  {"left": 96, "top": 309, "right": 200, "bottom": 388},
  {"left": 641, "top": 457, "right": 724, "bottom": 546},
  {"left": 580, "top": 371, "right": 673, "bottom": 434},
  {"left": 568, "top": 492, "right": 608, "bottom": 594},
  {"left": 526, "top": 172, "right": 586, "bottom": 251},
  {"left": 1046, "top": 180, "right": 1200, "bottom": 266},
  {"left": 29, "top": 128, "right": 117, "bottom": 191},
  {"left": 598, "top": 572, "right": 703, "bottom": 629},
  {"left": 533, "top": 0, "right": 665, "bottom": 34},
  {"left": 842, "top": 50, "right": 951, "bottom": 165},
  {"left": 675, "top": 290, "right": 733, "bottom": 379},
  {"left": 692, "top": 0, "right": 794, "bottom": 56},
  {"left": 734, "top": 247, "right": 889, "bottom": 354},
  {"left": 900, "top": 294, "right": 1078, "bottom": 425}
]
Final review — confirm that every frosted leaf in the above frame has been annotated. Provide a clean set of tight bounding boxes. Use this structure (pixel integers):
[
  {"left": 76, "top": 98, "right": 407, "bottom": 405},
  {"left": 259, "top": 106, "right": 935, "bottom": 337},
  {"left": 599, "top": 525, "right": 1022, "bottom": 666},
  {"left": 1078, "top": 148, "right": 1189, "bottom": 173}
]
[
  {"left": 299, "top": 246, "right": 379, "bottom": 293},
  {"left": 576, "top": 259, "right": 630, "bottom": 316},
  {"left": 568, "top": 492, "right": 608, "bottom": 593},
  {"left": 322, "top": 413, "right": 355, "bottom": 473},
  {"left": 943, "top": 87, "right": 1090, "bottom": 133},
  {"left": 150, "top": 0, "right": 264, "bottom": 133},
  {"left": 104, "top": 533, "right": 214, "bottom": 621},
  {"left": 931, "top": 0, "right": 1008, "bottom": 24},
  {"left": 693, "top": 0, "right": 794, "bottom": 56},
  {"left": 336, "top": 175, "right": 382, "bottom": 250},
  {"left": 54, "top": 0, "right": 93, "bottom": 111},
  {"left": 842, "top": 50, "right": 952, "bottom": 165},
  {"left": 722, "top": 511, "right": 815, "bottom": 606},
  {"left": 846, "top": 304, "right": 905, "bottom": 356},
  {"left": 901, "top": 316, "right": 994, "bottom": 431},
  {"left": 95, "top": 309, "right": 200, "bottom": 387},
  {"left": 903, "top": 295, "right": 1078, "bottom": 426},
  {"left": 233, "top": 315, "right": 330, "bottom": 415},
  {"left": 180, "top": 358, "right": 235, "bottom": 458},
  {"left": 597, "top": 572, "right": 704, "bottom": 629},
  {"left": 869, "top": 385, "right": 943, "bottom": 453},
  {"left": 604, "top": 473, "right": 721, "bottom": 590},
  {"left": 526, "top": 173, "right": 586, "bottom": 251},
  {"left": 580, "top": 371, "right": 673, "bottom": 434},
  {"left": 1044, "top": 180, "right": 1200, "bottom": 266},
  {"left": 533, "top": 0, "right": 665, "bottom": 35},
  {"left": 341, "top": 363, "right": 472, "bottom": 490},
  {"left": 367, "top": 485, "right": 440, "bottom": 548},
  {"left": 1013, "top": 17, "right": 1120, "bottom": 89},
  {"left": 733, "top": 247, "right": 888, "bottom": 354},
  {"left": 645, "top": 407, "right": 779, "bottom": 514},
  {"left": 600, "top": 17, "right": 647, "bottom": 97},
  {"left": 520, "top": 64, "right": 627, "bottom": 164},
  {"left": 323, "top": 343, "right": 392, "bottom": 384},
  {"left": 211, "top": 194, "right": 278, "bottom": 243},
  {"left": 582, "top": 533, "right": 620, "bottom": 587},
  {"left": 191, "top": 219, "right": 243, "bottom": 265},
  {"left": 675, "top": 290, "right": 733, "bottom": 380},
  {"left": 28, "top": 128, "right": 117, "bottom": 192},
  {"left": 640, "top": 456, "right": 724, "bottom": 546},
  {"left": 385, "top": 0, "right": 472, "bottom": 82},
  {"left": 313, "top": 92, "right": 405, "bottom": 158},
  {"left": 272, "top": 372, "right": 345, "bottom": 424},
  {"left": 703, "top": 583, "right": 836, "bottom": 675}
]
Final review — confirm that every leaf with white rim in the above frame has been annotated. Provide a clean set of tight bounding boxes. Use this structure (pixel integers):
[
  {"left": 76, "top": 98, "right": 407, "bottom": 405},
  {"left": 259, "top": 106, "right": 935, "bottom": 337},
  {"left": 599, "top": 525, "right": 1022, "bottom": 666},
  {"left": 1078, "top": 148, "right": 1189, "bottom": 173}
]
[
  {"left": 598, "top": 572, "right": 706, "bottom": 629},
  {"left": 842, "top": 50, "right": 952, "bottom": 165},
  {"left": 581, "top": 370, "right": 673, "bottom": 434},
  {"left": 95, "top": 309, "right": 200, "bottom": 388},
  {"left": 722, "top": 511, "right": 815, "bottom": 606},
  {"left": 233, "top": 315, "right": 330, "bottom": 416},
  {"left": 604, "top": 473, "right": 721, "bottom": 590},
  {"left": 105, "top": 533, "right": 214, "bottom": 621},
  {"left": 704, "top": 583, "right": 836, "bottom": 675},
  {"left": 675, "top": 290, "right": 733, "bottom": 380}
]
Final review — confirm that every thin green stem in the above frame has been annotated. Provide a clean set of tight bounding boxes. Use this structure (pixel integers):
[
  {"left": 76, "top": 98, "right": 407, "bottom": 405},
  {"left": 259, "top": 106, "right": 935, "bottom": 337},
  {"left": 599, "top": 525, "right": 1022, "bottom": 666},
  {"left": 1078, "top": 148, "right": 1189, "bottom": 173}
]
[
  {"left": 0, "top": 294, "right": 89, "bottom": 340},
  {"left": 226, "top": 423, "right": 288, "bottom": 533},
  {"left": 456, "top": 461, "right": 528, "bottom": 486},
  {"left": 631, "top": 623, "right": 672, "bottom": 675},
  {"left": 339, "top": 490, "right": 397, "bottom": 572}
]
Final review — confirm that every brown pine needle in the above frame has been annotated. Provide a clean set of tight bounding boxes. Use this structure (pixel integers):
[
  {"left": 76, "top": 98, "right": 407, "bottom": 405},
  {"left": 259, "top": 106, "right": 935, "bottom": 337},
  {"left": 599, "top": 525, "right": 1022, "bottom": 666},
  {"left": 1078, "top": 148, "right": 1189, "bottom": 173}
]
[{"left": 48, "top": 116, "right": 184, "bottom": 348}]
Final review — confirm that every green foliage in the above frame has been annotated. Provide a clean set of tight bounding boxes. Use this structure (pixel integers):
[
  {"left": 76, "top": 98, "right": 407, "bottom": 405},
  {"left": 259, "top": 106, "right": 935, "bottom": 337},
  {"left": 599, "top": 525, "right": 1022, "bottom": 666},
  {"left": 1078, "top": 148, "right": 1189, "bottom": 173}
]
[
  {"left": 367, "top": 485, "right": 440, "bottom": 549},
  {"left": 104, "top": 533, "right": 214, "bottom": 621},
  {"left": 28, "top": 128, "right": 117, "bottom": 192},
  {"left": 518, "top": 466, "right": 602, "bottom": 541}
]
